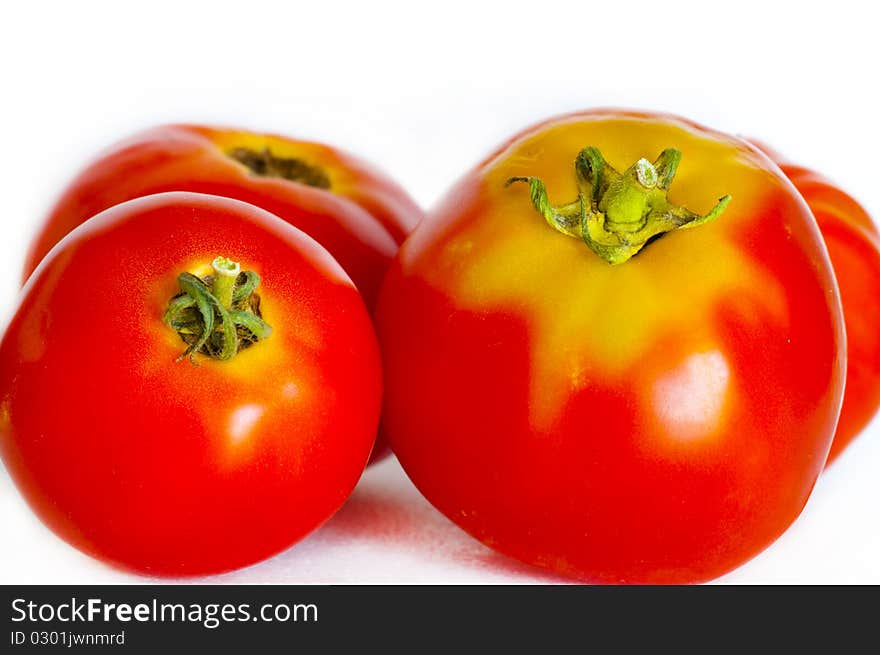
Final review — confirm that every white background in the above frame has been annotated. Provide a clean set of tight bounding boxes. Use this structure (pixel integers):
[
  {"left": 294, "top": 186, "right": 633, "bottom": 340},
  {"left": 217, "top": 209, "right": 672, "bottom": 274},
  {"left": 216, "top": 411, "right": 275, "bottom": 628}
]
[{"left": 1, "top": 0, "right": 878, "bottom": 584}]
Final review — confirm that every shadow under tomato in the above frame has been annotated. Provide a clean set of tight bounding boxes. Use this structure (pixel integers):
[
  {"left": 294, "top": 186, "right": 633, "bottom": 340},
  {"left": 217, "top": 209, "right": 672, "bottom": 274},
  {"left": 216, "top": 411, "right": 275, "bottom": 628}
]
[
  {"left": 313, "top": 458, "right": 571, "bottom": 583},
  {"left": 201, "top": 457, "right": 571, "bottom": 584}
]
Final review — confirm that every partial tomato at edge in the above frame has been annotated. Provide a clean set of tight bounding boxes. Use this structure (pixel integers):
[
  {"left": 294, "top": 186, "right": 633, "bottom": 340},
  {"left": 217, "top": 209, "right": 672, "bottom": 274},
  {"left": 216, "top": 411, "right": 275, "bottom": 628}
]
[
  {"left": 377, "top": 110, "right": 846, "bottom": 583},
  {"left": 0, "top": 192, "right": 383, "bottom": 576},
  {"left": 749, "top": 139, "right": 880, "bottom": 464}
]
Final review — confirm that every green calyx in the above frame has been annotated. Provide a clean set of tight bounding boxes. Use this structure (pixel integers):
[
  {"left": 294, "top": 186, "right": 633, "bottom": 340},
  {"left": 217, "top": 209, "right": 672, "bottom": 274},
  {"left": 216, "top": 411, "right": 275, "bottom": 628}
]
[
  {"left": 507, "top": 146, "right": 731, "bottom": 265},
  {"left": 163, "top": 256, "right": 272, "bottom": 362}
]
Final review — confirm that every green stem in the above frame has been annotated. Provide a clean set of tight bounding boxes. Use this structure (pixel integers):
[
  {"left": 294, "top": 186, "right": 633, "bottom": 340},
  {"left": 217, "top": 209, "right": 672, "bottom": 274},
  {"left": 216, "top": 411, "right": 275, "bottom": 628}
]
[
  {"left": 162, "top": 257, "right": 272, "bottom": 363},
  {"left": 507, "top": 146, "right": 731, "bottom": 265},
  {"left": 211, "top": 256, "right": 240, "bottom": 310}
]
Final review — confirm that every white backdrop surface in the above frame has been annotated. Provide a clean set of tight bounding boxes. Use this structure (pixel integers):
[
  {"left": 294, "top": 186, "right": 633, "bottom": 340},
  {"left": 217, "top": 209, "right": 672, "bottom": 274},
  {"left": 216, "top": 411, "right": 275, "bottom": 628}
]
[{"left": 0, "top": 0, "right": 877, "bottom": 584}]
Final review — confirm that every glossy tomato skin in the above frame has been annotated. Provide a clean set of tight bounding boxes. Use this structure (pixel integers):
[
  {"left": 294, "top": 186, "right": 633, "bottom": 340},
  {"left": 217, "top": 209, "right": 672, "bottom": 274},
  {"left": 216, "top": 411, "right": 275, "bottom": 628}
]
[
  {"left": 24, "top": 124, "right": 423, "bottom": 308},
  {"left": 24, "top": 125, "right": 420, "bottom": 464},
  {"left": 377, "top": 110, "right": 846, "bottom": 583},
  {"left": 0, "top": 192, "right": 382, "bottom": 576},
  {"left": 750, "top": 142, "right": 880, "bottom": 464}
]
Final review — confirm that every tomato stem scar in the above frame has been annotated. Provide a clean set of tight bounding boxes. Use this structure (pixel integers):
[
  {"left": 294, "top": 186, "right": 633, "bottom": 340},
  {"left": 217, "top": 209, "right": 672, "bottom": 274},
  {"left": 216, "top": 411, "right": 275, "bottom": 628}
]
[
  {"left": 507, "top": 147, "right": 731, "bottom": 264},
  {"left": 162, "top": 257, "right": 272, "bottom": 363},
  {"left": 227, "top": 146, "right": 331, "bottom": 189}
]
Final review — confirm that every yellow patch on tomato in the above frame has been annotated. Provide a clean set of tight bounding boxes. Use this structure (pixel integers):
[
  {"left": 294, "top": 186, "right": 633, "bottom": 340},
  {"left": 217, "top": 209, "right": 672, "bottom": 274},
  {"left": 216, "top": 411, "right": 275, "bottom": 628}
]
[{"left": 422, "top": 116, "right": 790, "bottom": 431}]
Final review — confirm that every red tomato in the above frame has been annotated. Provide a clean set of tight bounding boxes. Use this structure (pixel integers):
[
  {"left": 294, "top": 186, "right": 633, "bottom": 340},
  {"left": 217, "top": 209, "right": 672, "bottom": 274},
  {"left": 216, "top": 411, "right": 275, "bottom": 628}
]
[
  {"left": 24, "top": 125, "right": 422, "bottom": 305},
  {"left": 23, "top": 125, "right": 420, "bottom": 464},
  {"left": 376, "top": 110, "right": 846, "bottom": 583},
  {"left": 749, "top": 140, "right": 880, "bottom": 464},
  {"left": 0, "top": 192, "right": 382, "bottom": 576}
]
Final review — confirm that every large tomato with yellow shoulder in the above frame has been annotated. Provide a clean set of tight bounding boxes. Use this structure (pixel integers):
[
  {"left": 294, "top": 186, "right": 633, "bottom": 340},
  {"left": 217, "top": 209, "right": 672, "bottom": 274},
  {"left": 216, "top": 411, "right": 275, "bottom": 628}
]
[{"left": 376, "top": 110, "right": 846, "bottom": 583}]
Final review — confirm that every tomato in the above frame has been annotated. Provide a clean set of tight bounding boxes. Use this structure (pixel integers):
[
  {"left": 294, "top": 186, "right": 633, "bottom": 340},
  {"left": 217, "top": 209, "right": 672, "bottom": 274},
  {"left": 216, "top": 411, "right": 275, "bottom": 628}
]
[
  {"left": 749, "top": 140, "right": 880, "bottom": 464},
  {"left": 0, "top": 192, "right": 382, "bottom": 576},
  {"left": 24, "top": 126, "right": 420, "bottom": 464},
  {"left": 24, "top": 125, "right": 422, "bottom": 303},
  {"left": 376, "top": 110, "right": 846, "bottom": 583}
]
